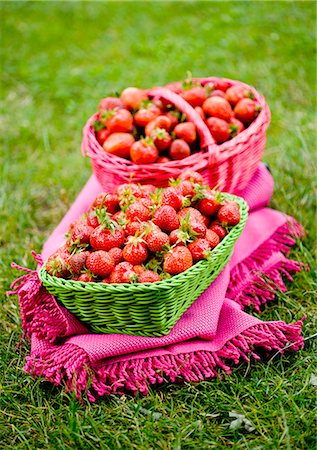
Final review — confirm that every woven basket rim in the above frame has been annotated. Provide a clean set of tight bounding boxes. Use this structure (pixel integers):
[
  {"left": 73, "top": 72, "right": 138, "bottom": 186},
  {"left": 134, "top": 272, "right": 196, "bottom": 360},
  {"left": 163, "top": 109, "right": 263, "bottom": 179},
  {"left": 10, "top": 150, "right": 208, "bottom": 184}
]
[{"left": 39, "top": 194, "right": 248, "bottom": 295}]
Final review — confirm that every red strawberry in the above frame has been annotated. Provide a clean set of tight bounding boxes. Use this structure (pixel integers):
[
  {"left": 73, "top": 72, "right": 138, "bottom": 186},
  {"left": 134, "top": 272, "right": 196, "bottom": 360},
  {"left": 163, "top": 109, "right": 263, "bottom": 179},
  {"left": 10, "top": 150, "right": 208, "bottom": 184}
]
[
  {"left": 217, "top": 201, "right": 240, "bottom": 226},
  {"left": 234, "top": 98, "right": 260, "bottom": 125},
  {"left": 145, "top": 115, "right": 172, "bottom": 136},
  {"left": 96, "top": 128, "right": 110, "bottom": 145},
  {"left": 101, "top": 108, "right": 133, "bottom": 133},
  {"left": 151, "top": 128, "right": 172, "bottom": 151},
  {"left": 70, "top": 223, "right": 94, "bottom": 244},
  {"left": 213, "top": 79, "right": 230, "bottom": 92},
  {"left": 140, "top": 184, "right": 156, "bottom": 196},
  {"left": 177, "top": 180, "right": 196, "bottom": 198},
  {"left": 169, "top": 139, "right": 191, "bottom": 160},
  {"left": 179, "top": 171, "right": 204, "bottom": 184},
  {"left": 178, "top": 207, "right": 206, "bottom": 226},
  {"left": 225, "top": 85, "right": 251, "bottom": 106},
  {"left": 188, "top": 238, "right": 211, "bottom": 261},
  {"left": 205, "top": 229, "right": 221, "bottom": 248},
  {"left": 122, "top": 237, "right": 148, "bottom": 264},
  {"left": 125, "top": 220, "right": 146, "bottom": 237},
  {"left": 146, "top": 230, "right": 169, "bottom": 252},
  {"left": 90, "top": 225, "right": 125, "bottom": 251},
  {"left": 162, "top": 187, "right": 183, "bottom": 211},
  {"left": 45, "top": 251, "right": 70, "bottom": 278},
  {"left": 108, "top": 247, "right": 123, "bottom": 265},
  {"left": 164, "top": 111, "right": 179, "bottom": 129},
  {"left": 78, "top": 272, "right": 95, "bottom": 282},
  {"left": 163, "top": 247, "right": 193, "bottom": 274},
  {"left": 157, "top": 156, "right": 171, "bottom": 164},
  {"left": 109, "top": 261, "right": 136, "bottom": 283},
  {"left": 153, "top": 205, "right": 180, "bottom": 232},
  {"left": 209, "top": 222, "right": 227, "bottom": 240},
  {"left": 190, "top": 221, "right": 207, "bottom": 239},
  {"left": 120, "top": 87, "right": 148, "bottom": 110},
  {"left": 206, "top": 117, "right": 230, "bottom": 144},
  {"left": 169, "top": 229, "right": 187, "bottom": 246},
  {"left": 86, "top": 250, "right": 115, "bottom": 278},
  {"left": 126, "top": 202, "right": 151, "bottom": 222},
  {"left": 229, "top": 117, "right": 245, "bottom": 137},
  {"left": 116, "top": 182, "right": 143, "bottom": 199},
  {"left": 174, "top": 122, "right": 196, "bottom": 144},
  {"left": 138, "top": 270, "right": 161, "bottom": 283},
  {"left": 196, "top": 191, "right": 221, "bottom": 216},
  {"left": 181, "top": 86, "right": 207, "bottom": 107},
  {"left": 92, "top": 193, "right": 120, "bottom": 215},
  {"left": 133, "top": 264, "right": 146, "bottom": 275},
  {"left": 202, "top": 96, "right": 233, "bottom": 121},
  {"left": 68, "top": 251, "right": 89, "bottom": 274},
  {"left": 103, "top": 132, "right": 135, "bottom": 159},
  {"left": 130, "top": 139, "right": 159, "bottom": 164},
  {"left": 209, "top": 89, "right": 226, "bottom": 98},
  {"left": 98, "top": 96, "right": 124, "bottom": 111},
  {"left": 134, "top": 105, "right": 161, "bottom": 127}
]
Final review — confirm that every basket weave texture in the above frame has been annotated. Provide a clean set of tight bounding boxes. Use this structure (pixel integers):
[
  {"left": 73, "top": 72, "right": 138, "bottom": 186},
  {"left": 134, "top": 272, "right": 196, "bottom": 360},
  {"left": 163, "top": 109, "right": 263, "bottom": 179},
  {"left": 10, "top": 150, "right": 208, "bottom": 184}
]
[
  {"left": 39, "top": 195, "right": 248, "bottom": 337},
  {"left": 81, "top": 77, "right": 270, "bottom": 194}
]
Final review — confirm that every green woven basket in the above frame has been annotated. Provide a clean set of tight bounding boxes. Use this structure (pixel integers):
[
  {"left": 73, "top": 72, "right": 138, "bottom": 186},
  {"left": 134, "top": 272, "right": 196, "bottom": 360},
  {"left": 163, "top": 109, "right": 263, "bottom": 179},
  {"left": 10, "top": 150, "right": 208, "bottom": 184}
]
[{"left": 39, "top": 194, "right": 248, "bottom": 337}]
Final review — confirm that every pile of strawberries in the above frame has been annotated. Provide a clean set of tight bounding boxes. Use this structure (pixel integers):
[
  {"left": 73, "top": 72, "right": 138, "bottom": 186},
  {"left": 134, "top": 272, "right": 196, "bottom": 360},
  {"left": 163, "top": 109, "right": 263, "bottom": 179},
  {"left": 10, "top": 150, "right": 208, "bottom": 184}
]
[
  {"left": 45, "top": 171, "right": 241, "bottom": 284},
  {"left": 93, "top": 76, "right": 261, "bottom": 164}
]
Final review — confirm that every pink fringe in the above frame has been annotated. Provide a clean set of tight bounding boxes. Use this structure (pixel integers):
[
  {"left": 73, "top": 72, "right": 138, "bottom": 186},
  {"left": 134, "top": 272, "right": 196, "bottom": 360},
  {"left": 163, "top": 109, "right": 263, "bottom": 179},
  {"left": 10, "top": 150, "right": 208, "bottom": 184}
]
[
  {"left": 23, "top": 318, "right": 304, "bottom": 401},
  {"left": 227, "top": 219, "right": 307, "bottom": 312},
  {"left": 8, "top": 253, "right": 68, "bottom": 343}
]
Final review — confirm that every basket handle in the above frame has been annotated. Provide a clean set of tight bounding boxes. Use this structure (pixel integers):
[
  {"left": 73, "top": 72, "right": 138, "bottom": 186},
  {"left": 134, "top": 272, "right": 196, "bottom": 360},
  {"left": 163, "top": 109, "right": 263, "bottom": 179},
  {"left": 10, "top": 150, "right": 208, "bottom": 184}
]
[{"left": 148, "top": 87, "right": 219, "bottom": 167}]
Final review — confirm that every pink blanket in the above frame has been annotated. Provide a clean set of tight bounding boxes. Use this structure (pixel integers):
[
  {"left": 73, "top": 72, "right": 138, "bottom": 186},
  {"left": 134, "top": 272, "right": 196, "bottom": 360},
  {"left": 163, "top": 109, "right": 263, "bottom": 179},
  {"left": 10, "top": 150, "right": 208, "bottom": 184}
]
[{"left": 10, "top": 164, "right": 305, "bottom": 401}]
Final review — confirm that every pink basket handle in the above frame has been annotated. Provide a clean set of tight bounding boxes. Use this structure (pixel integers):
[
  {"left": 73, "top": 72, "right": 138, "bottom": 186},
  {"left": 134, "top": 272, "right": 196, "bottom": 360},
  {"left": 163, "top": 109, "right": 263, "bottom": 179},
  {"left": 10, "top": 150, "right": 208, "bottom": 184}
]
[{"left": 148, "top": 87, "right": 219, "bottom": 166}]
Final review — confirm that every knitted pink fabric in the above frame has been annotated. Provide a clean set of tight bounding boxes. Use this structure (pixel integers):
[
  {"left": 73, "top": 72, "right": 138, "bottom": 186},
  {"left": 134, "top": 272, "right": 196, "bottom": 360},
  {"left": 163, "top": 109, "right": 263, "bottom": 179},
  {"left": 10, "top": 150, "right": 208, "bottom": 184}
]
[{"left": 10, "top": 164, "right": 306, "bottom": 401}]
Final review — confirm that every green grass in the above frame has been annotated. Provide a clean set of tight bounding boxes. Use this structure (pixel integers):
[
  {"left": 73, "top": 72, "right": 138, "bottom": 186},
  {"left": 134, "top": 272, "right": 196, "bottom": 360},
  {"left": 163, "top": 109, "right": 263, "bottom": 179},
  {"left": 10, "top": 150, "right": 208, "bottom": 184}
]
[{"left": 1, "top": 1, "right": 316, "bottom": 449}]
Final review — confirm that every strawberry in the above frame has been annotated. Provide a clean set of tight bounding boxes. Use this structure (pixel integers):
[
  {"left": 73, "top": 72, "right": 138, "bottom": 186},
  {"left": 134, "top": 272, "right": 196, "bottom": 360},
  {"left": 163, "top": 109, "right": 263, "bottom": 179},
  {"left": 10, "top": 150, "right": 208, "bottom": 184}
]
[
  {"left": 130, "top": 138, "right": 159, "bottom": 164},
  {"left": 190, "top": 221, "right": 207, "bottom": 238},
  {"left": 140, "top": 184, "right": 156, "bottom": 196},
  {"left": 133, "top": 264, "right": 146, "bottom": 275},
  {"left": 151, "top": 128, "right": 172, "bottom": 151},
  {"left": 156, "top": 156, "right": 171, "bottom": 164},
  {"left": 78, "top": 272, "right": 95, "bottom": 282},
  {"left": 125, "top": 202, "right": 151, "bottom": 222},
  {"left": 234, "top": 98, "right": 260, "bottom": 125},
  {"left": 96, "top": 128, "right": 110, "bottom": 145},
  {"left": 146, "top": 230, "right": 169, "bottom": 252},
  {"left": 98, "top": 97, "right": 124, "bottom": 112},
  {"left": 225, "top": 85, "right": 252, "bottom": 106},
  {"left": 209, "top": 89, "right": 226, "bottom": 98},
  {"left": 205, "top": 229, "right": 221, "bottom": 248},
  {"left": 209, "top": 222, "right": 227, "bottom": 240},
  {"left": 125, "top": 220, "right": 146, "bottom": 237},
  {"left": 90, "top": 225, "right": 125, "bottom": 251},
  {"left": 194, "top": 106, "right": 206, "bottom": 120},
  {"left": 229, "top": 117, "right": 245, "bottom": 137},
  {"left": 169, "top": 139, "right": 191, "bottom": 160},
  {"left": 153, "top": 205, "right": 180, "bottom": 232},
  {"left": 217, "top": 201, "right": 240, "bottom": 226},
  {"left": 92, "top": 193, "right": 120, "bottom": 215},
  {"left": 145, "top": 115, "right": 172, "bottom": 136},
  {"left": 45, "top": 250, "right": 70, "bottom": 278},
  {"left": 134, "top": 104, "right": 161, "bottom": 127},
  {"left": 169, "top": 229, "right": 187, "bottom": 246},
  {"left": 138, "top": 270, "right": 161, "bottom": 283},
  {"left": 86, "top": 250, "right": 115, "bottom": 278},
  {"left": 161, "top": 187, "right": 183, "bottom": 211},
  {"left": 103, "top": 132, "right": 135, "bottom": 158},
  {"left": 109, "top": 261, "right": 136, "bottom": 284},
  {"left": 164, "top": 111, "right": 179, "bottom": 129},
  {"left": 178, "top": 207, "right": 206, "bottom": 226},
  {"left": 163, "top": 246, "right": 193, "bottom": 274},
  {"left": 101, "top": 108, "right": 133, "bottom": 133},
  {"left": 123, "top": 237, "right": 148, "bottom": 265},
  {"left": 179, "top": 171, "right": 204, "bottom": 184},
  {"left": 181, "top": 86, "right": 207, "bottom": 107},
  {"left": 206, "top": 117, "right": 230, "bottom": 144},
  {"left": 195, "top": 190, "right": 221, "bottom": 216},
  {"left": 70, "top": 223, "right": 94, "bottom": 244},
  {"left": 212, "top": 79, "right": 230, "bottom": 92},
  {"left": 202, "top": 96, "right": 233, "bottom": 121},
  {"left": 108, "top": 247, "right": 123, "bottom": 265},
  {"left": 177, "top": 180, "right": 196, "bottom": 198},
  {"left": 120, "top": 87, "right": 148, "bottom": 110},
  {"left": 188, "top": 238, "right": 211, "bottom": 261},
  {"left": 174, "top": 122, "right": 196, "bottom": 144},
  {"left": 116, "top": 183, "right": 143, "bottom": 199},
  {"left": 68, "top": 251, "right": 89, "bottom": 274}
]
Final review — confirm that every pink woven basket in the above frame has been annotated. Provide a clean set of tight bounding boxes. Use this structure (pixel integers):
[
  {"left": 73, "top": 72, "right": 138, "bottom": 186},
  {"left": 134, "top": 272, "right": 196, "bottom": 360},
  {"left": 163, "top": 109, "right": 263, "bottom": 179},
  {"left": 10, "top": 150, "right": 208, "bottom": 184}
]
[{"left": 81, "top": 77, "right": 270, "bottom": 193}]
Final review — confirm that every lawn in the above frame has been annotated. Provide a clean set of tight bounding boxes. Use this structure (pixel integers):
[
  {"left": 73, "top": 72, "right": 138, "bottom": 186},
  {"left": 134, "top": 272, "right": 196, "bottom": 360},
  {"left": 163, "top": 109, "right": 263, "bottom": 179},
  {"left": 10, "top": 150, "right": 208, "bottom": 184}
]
[{"left": 1, "top": 1, "right": 316, "bottom": 449}]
